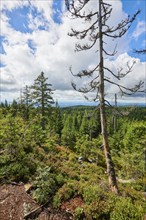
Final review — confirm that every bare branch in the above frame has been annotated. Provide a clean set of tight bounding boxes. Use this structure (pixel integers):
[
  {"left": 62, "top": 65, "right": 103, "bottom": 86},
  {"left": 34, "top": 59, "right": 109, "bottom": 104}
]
[
  {"left": 102, "top": 4, "right": 112, "bottom": 25},
  {"left": 104, "top": 67, "right": 120, "bottom": 80},
  {"left": 103, "top": 10, "right": 141, "bottom": 38},
  {"left": 105, "top": 78, "right": 145, "bottom": 95},
  {"left": 117, "top": 61, "right": 136, "bottom": 78},
  {"left": 134, "top": 49, "right": 146, "bottom": 54},
  {"left": 105, "top": 100, "right": 124, "bottom": 116},
  {"left": 101, "top": 2, "right": 112, "bottom": 7},
  {"left": 89, "top": 76, "right": 99, "bottom": 89},
  {"left": 65, "top": 0, "right": 98, "bottom": 21},
  {"left": 104, "top": 60, "right": 136, "bottom": 81},
  {"left": 68, "top": 19, "right": 99, "bottom": 39},
  {"left": 71, "top": 81, "right": 95, "bottom": 93},
  {"left": 75, "top": 34, "right": 99, "bottom": 51},
  {"left": 70, "top": 64, "right": 99, "bottom": 78},
  {"left": 103, "top": 44, "right": 117, "bottom": 56}
]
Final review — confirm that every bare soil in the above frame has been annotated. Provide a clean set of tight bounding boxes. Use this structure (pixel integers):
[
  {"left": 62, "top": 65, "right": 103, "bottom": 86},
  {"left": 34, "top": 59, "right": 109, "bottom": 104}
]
[{"left": 0, "top": 184, "right": 74, "bottom": 220}]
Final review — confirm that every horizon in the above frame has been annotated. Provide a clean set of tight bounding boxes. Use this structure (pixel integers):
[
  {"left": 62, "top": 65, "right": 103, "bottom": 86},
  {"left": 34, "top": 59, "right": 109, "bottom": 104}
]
[{"left": 1, "top": 98, "right": 146, "bottom": 108}]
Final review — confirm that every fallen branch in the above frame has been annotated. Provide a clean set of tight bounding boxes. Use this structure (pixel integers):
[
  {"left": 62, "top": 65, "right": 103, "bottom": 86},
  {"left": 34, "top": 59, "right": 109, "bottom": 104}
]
[
  {"left": 24, "top": 205, "right": 43, "bottom": 219},
  {"left": 117, "top": 178, "right": 135, "bottom": 183},
  {"left": 24, "top": 199, "right": 51, "bottom": 219}
]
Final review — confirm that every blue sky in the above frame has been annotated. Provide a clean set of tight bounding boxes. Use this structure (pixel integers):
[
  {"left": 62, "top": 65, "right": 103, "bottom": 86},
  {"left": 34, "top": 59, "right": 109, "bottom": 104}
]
[
  {"left": 0, "top": 0, "right": 146, "bottom": 105},
  {"left": 122, "top": 0, "right": 146, "bottom": 61}
]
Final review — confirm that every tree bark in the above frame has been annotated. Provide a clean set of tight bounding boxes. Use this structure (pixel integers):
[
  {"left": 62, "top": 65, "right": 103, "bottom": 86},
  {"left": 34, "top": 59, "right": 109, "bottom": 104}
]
[{"left": 98, "top": 0, "right": 119, "bottom": 194}]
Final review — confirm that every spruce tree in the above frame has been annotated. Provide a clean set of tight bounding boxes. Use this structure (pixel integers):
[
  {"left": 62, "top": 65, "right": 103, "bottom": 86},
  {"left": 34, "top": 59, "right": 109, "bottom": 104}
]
[
  {"left": 31, "top": 72, "right": 54, "bottom": 129},
  {"left": 21, "top": 85, "right": 32, "bottom": 119},
  {"left": 52, "top": 105, "right": 63, "bottom": 138}
]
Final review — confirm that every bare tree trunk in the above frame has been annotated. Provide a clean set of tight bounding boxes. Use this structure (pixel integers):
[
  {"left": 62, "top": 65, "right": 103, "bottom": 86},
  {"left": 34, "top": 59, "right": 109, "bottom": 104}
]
[{"left": 98, "top": 0, "right": 119, "bottom": 194}]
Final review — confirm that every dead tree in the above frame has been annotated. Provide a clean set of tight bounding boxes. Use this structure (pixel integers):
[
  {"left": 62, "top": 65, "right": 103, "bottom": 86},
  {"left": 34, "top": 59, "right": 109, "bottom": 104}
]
[{"left": 65, "top": 0, "right": 144, "bottom": 194}]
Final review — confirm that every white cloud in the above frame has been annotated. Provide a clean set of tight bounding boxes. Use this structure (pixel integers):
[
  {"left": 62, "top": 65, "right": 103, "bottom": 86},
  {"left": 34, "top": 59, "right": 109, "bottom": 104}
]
[
  {"left": 0, "top": 0, "right": 145, "bottom": 105},
  {"left": 105, "top": 53, "right": 145, "bottom": 94},
  {"left": 132, "top": 21, "right": 146, "bottom": 40},
  {"left": 0, "top": 0, "right": 28, "bottom": 11},
  {"left": 30, "top": 0, "right": 53, "bottom": 22}
]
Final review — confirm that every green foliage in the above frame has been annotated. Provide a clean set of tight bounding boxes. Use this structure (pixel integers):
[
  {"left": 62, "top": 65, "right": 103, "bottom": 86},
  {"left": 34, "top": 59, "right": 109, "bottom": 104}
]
[
  {"left": 110, "top": 196, "right": 145, "bottom": 220},
  {"left": 51, "top": 107, "right": 63, "bottom": 138},
  {"left": 33, "top": 167, "right": 55, "bottom": 203},
  {"left": 61, "top": 114, "right": 76, "bottom": 148},
  {"left": 74, "top": 207, "right": 85, "bottom": 220},
  {"left": 61, "top": 108, "right": 100, "bottom": 149},
  {"left": 0, "top": 114, "right": 24, "bottom": 159},
  {"left": 53, "top": 180, "right": 78, "bottom": 206},
  {"left": 0, "top": 105, "right": 145, "bottom": 218},
  {"left": 21, "top": 85, "right": 32, "bottom": 119},
  {"left": 33, "top": 166, "right": 65, "bottom": 204},
  {"left": 0, "top": 113, "right": 46, "bottom": 182},
  {"left": 30, "top": 72, "right": 55, "bottom": 130},
  {"left": 75, "top": 135, "right": 101, "bottom": 160},
  {"left": 0, "top": 152, "right": 37, "bottom": 182},
  {"left": 123, "top": 121, "right": 146, "bottom": 150},
  {"left": 31, "top": 72, "right": 54, "bottom": 109},
  {"left": 128, "top": 107, "right": 146, "bottom": 121},
  {"left": 82, "top": 184, "right": 104, "bottom": 204}
]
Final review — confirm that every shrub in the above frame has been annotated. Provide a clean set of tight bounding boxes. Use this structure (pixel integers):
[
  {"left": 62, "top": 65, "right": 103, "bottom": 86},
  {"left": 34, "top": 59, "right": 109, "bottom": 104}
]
[
  {"left": 33, "top": 166, "right": 65, "bottom": 204},
  {"left": 110, "top": 196, "right": 145, "bottom": 220},
  {"left": 74, "top": 207, "right": 85, "bottom": 220}
]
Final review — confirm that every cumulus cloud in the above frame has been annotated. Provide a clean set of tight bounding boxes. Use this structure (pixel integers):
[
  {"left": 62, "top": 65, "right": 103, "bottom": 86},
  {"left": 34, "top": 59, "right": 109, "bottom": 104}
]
[
  {"left": 132, "top": 21, "right": 146, "bottom": 40},
  {"left": 0, "top": 0, "right": 145, "bottom": 105},
  {"left": 105, "top": 53, "right": 145, "bottom": 94},
  {"left": 0, "top": 0, "right": 27, "bottom": 11}
]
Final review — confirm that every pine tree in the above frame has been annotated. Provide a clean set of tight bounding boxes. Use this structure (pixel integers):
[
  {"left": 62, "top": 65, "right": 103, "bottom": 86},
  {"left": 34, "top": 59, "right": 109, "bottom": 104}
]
[
  {"left": 31, "top": 72, "right": 54, "bottom": 129},
  {"left": 65, "top": 0, "right": 144, "bottom": 194}
]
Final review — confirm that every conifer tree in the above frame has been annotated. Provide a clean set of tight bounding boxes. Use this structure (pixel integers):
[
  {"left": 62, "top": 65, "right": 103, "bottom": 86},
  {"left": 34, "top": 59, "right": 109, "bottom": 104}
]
[
  {"left": 10, "top": 99, "right": 18, "bottom": 116},
  {"left": 21, "top": 85, "right": 32, "bottom": 119},
  {"left": 31, "top": 72, "right": 54, "bottom": 129},
  {"left": 52, "top": 104, "right": 63, "bottom": 138},
  {"left": 66, "top": 0, "right": 144, "bottom": 193}
]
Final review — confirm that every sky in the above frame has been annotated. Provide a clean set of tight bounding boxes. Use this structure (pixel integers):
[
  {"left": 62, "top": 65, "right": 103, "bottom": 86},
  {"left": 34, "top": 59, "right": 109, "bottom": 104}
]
[{"left": 0, "top": 0, "right": 146, "bottom": 106}]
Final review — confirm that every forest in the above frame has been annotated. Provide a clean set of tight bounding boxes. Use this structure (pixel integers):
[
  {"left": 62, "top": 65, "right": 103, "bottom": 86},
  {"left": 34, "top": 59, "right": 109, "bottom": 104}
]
[{"left": 0, "top": 78, "right": 146, "bottom": 219}]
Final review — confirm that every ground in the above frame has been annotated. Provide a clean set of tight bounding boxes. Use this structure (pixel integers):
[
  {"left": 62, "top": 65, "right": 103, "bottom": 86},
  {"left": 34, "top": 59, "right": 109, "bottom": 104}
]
[{"left": 0, "top": 184, "right": 74, "bottom": 220}]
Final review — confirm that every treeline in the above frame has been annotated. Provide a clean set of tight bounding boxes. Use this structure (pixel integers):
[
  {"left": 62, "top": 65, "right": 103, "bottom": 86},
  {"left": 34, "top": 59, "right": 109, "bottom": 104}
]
[{"left": 1, "top": 92, "right": 146, "bottom": 179}]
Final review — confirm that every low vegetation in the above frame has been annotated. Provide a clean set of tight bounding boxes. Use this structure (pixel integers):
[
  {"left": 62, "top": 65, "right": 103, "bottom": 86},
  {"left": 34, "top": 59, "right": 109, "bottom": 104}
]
[{"left": 0, "top": 100, "right": 146, "bottom": 219}]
